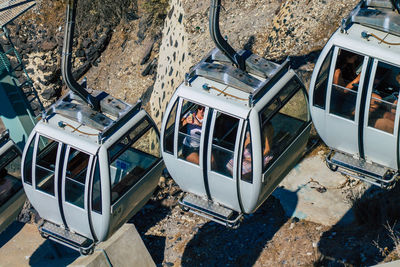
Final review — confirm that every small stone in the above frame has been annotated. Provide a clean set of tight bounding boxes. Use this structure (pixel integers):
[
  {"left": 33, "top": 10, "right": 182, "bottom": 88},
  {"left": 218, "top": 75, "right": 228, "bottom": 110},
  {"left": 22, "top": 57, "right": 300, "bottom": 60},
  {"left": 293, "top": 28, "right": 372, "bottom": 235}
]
[{"left": 40, "top": 40, "right": 57, "bottom": 51}]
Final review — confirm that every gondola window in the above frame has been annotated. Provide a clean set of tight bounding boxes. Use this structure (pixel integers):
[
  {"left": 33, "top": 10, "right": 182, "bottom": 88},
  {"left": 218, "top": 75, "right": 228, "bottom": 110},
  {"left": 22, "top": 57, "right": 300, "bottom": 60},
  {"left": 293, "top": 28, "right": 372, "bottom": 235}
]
[
  {"left": 23, "top": 136, "right": 35, "bottom": 185},
  {"left": 92, "top": 160, "right": 101, "bottom": 213},
  {"left": 0, "top": 148, "right": 22, "bottom": 206},
  {"left": 178, "top": 100, "right": 205, "bottom": 165},
  {"left": 35, "top": 136, "right": 58, "bottom": 196},
  {"left": 109, "top": 119, "right": 160, "bottom": 204},
  {"left": 368, "top": 62, "right": 400, "bottom": 134},
  {"left": 261, "top": 84, "right": 308, "bottom": 172},
  {"left": 164, "top": 100, "right": 178, "bottom": 154},
  {"left": 65, "top": 148, "right": 90, "bottom": 209},
  {"left": 330, "top": 49, "right": 364, "bottom": 120},
  {"left": 211, "top": 112, "right": 239, "bottom": 178},
  {"left": 313, "top": 48, "right": 334, "bottom": 109}
]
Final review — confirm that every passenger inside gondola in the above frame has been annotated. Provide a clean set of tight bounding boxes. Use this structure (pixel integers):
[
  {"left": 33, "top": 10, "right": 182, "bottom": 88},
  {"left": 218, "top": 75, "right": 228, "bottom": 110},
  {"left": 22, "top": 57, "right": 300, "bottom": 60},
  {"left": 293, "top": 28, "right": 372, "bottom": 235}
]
[
  {"left": 262, "top": 122, "right": 274, "bottom": 166},
  {"left": 368, "top": 64, "right": 400, "bottom": 134},
  {"left": 226, "top": 128, "right": 251, "bottom": 178},
  {"left": 225, "top": 122, "right": 274, "bottom": 180},
  {"left": 331, "top": 49, "right": 364, "bottom": 120},
  {"left": 179, "top": 104, "right": 205, "bottom": 165},
  {"left": 211, "top": 112, "right": 238, "bottom": 177}
]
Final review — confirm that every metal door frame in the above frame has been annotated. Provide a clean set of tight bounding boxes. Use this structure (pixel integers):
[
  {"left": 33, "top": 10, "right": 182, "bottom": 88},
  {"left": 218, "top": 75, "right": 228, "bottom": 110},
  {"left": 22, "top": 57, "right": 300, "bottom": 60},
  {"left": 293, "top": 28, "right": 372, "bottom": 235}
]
[
  {"left": 61, "top": 145, "right": 94, "bottom": 238},
  {"left": 206, "top": 109, "right": 244, "bottom": 211}
]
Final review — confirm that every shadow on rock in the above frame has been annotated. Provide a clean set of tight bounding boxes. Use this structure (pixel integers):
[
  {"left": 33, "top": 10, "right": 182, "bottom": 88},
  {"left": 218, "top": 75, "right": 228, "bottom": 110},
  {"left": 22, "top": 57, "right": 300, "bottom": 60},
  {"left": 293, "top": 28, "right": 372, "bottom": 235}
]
[
  {"left": 129, "top": 197, "right": 172, "bottom": 265},
  {"left": 181, "top": 191, "right": 297, "bottom": 267},
  {"left": 317, "top": 184, "right": 400, "bottom": 266},
  {"left": 29, "top": 239, "right": 79, "bottom": 266},
  {"left": 0, "top": 221, "right": 24, "bottom": 248}
]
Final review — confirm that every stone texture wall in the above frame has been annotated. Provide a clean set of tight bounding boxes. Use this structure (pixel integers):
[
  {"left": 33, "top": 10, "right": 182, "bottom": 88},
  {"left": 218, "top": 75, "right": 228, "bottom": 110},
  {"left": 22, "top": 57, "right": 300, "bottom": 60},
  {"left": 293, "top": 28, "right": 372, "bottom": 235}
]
[{"left": 150, "top": 0, "right": 191, "bottom": 127}]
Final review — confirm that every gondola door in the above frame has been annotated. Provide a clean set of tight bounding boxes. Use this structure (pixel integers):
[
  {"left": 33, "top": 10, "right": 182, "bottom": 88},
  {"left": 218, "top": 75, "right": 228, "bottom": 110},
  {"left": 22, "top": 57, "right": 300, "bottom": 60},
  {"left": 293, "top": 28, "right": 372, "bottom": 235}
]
[
  {"left": 164, "top": 98, "right": 210, "bottom": 198},
  {"left": 206, "top": 111, "right": 243, "bottom": 211},
  {"left": 362, "top": 60, "right": 400, "bottom": 169},
  {"left": 61, "top": 146, "right": 94, "bottom": 239},
  {"left": 325, "top": 47, "right": 368, "bottom": 155},
  {"left": 23, "top": 134, "right": 64, "bottom": 227}
]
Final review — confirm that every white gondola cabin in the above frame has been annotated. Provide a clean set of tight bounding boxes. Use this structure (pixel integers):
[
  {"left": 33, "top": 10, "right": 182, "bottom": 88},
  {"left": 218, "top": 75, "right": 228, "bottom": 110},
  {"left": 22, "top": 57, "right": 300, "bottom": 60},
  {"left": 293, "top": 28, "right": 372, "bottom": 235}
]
[
  {"left": 0, "top": 131, "right": 25, "bottom": 234},
  {"left": 21, "top": 95, "right": 163, "bottom": 254},
  {"left": 20, "top": 0, "right": 164, "bottom": 254},
  {"left": 161, "top": 0, "right": 311, "bottom": 227},
  {"left": 309, "top": 0, "right": 400, "bottom": 187}
]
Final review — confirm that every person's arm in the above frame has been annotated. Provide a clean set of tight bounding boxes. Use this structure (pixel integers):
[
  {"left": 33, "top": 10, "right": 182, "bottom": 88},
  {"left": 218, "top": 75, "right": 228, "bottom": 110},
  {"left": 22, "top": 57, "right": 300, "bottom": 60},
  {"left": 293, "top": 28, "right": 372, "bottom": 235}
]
[
  {"left": 181, "top": 112, "right": 194, "bottom": 127},
  {"left": 333, "top": 68, "right": 341, "bottom": 85},
  {"left": 263, "top": 138, "right": 271, "bottom": 156},
  {"left": 346, "top": 73, "right": 361, "bottom": 89}
]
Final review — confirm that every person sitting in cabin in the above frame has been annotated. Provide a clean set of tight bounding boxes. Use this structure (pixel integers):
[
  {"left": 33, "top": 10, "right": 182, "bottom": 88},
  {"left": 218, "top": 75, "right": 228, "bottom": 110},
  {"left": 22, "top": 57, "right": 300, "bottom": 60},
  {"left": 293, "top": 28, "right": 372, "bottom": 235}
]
[
  {"left": 226, "top": 123, "right": 274, "bottom": 179},
  {"left": 181, "top": 105, "right": 205, "bottom": 164},
  {"left": 372, "top": 72, "right": 400, "bottom": 134},
  {"left": 333, "top": 50, "right": 362, "bottom": 90},
  {"left": 331, "top": 50, "right": 363, "bottom": 119},
  {"left": 262, "top": 122, "right": 274, "bottom": 168}
]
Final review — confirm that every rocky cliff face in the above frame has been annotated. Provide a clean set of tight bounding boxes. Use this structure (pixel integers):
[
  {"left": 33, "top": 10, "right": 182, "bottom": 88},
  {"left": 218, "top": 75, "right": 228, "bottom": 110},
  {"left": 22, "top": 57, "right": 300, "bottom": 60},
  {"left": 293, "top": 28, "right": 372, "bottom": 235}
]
[
  {"left": 7, "top": 0, "right": 165, "bottom": 107},
  {"left": 8, "top": 0, "right": 359, "bottom": 120},
  {"left": 149, "top": 0, "right": 359, "bottom": 126}
]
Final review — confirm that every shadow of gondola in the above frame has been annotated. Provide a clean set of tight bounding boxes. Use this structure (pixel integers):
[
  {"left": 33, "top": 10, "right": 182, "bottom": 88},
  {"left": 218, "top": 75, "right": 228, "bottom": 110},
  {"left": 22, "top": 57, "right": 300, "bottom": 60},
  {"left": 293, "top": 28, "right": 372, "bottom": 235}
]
[
  {"left": 180, "top": 188, "right": 298, "bottom": 266},
  {"left": 317, "top": 183, "right": 400, "bottom": 266},
  {"left": 129, "top": 191, "right": 173, "bottom": 265},
  {"left": 29, "top": 239, "right": 80, "bottom": 266},
  {"left": 0, "top": 221, "right": 24, "bottom": 248}
]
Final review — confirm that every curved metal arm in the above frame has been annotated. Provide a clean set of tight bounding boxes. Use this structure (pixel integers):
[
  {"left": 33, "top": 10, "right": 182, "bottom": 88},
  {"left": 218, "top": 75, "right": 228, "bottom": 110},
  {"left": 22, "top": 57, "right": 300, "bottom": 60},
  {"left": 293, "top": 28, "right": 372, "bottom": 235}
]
[
  {"left": 61, "top": 0, "right": 100, "bottom": 111},
  {"left": 391, "top": 0, "right": 400, "bottom": 13},
  {"left": 209, "top": 0, "right": 245, "bottom": 71}
]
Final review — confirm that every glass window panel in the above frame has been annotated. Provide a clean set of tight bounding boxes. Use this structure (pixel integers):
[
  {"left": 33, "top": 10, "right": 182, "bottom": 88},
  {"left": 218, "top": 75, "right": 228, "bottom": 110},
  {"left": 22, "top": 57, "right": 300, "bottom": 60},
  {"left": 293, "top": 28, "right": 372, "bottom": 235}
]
[
  {"left": 92, "top": 160, "right": 102, "bottom": 214},
  {"left": 178, "top": 101, "right": 205, "bottom": 165},
  {"left": 132, "top": 122, "right": 160, "bottom": 159},
  {"left": 23, "top": 136, "right": 35, "bottom": 184},
  {"left": 109, "top": 124, "right": 161, "bottom": 204},
  {"left": 240, "top": 126, "right": 253, "bottom": 183},
  {"left": 0, "top": 149, "right": 22, "bottom": 206},
  {"left": 330, "top": 49, "right": 363, "bottom": 120},
  {"left": 278, "top": 79, "right": 301, "bottom": 103},
  {"left": 313, "top": 48, "right": 334, "bottom": 109},
  {"left": 35, "top": 136, "right": 57, "bottom": 196},
  {"left": 65, "top": 148, "right": 90, "bottom": 209},
  {"left": 262, "top": 89, "right": 308, "bottom": 172},
  {"left": 164, "top": 100, "right": 178, "bottom": 154},
  {"left": 211, "top": 112, "right": 239, "bottom": 178},
  {"left": 260, "top": 98, "right": 279, "bottom": 123},
  {"left": 368, "top": 62, "right": 400, "bottom": 134}
]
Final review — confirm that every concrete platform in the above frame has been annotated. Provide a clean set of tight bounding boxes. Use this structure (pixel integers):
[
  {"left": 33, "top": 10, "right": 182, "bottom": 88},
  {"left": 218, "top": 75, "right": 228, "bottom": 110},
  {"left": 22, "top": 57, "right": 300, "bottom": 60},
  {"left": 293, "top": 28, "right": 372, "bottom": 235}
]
[
  {"left": 70, "top": 224, "right": 155, "bottom": 267},
  {"left": 0, "top": 222, "right": 154, "bottom": 266},
  {"left": 272, "top": 153, "right": 366, "bottom": 226}
]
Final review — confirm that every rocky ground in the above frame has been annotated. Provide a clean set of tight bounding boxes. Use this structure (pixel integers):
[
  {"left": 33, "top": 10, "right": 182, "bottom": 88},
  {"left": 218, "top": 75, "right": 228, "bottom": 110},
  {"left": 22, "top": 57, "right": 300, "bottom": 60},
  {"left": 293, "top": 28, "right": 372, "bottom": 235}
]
[
  {"left": 129, "top": 147, "right": 400, "bottom": 266},
  {"left": 4, "top": 0, "right": 400, "bottom": 266}
]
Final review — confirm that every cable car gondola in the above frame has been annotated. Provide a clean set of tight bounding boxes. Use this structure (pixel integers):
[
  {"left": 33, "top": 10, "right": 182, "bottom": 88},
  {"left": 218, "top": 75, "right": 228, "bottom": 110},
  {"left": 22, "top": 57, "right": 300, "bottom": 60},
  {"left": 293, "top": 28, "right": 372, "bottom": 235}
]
[
  {"left": 309, "top": 0, "right": 400, "bottom": 188},
  {"left": 21, "top": 0, "right": 164, "bottom": 254},
  {"left": 161, "top": 0, "right": 312, "bottom": 228},
  {"left": 0, "top": 130, "right": 25, "bottom": 234}
]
